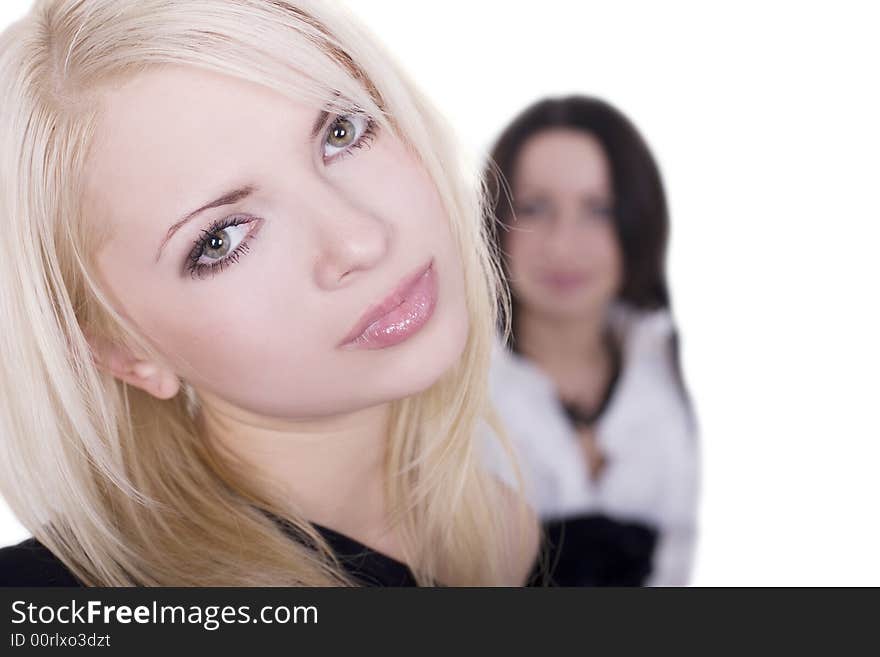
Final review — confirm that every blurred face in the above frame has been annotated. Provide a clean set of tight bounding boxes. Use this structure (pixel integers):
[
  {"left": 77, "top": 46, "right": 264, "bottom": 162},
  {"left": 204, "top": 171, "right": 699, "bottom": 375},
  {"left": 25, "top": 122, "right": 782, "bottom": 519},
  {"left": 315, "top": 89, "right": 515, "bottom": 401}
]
[
  {"left": 504, "top": 128, "right": 623, "bottom": 322},
  {"left": 84, "top": 65, "right": 469, "bottom": 419}
]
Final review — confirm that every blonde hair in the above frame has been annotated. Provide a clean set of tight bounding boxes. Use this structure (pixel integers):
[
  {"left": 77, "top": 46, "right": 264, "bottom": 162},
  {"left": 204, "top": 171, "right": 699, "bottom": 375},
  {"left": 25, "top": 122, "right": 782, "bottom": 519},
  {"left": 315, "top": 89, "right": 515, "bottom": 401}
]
[{"left": 0, "top": 0, "right": 531, "bottom": 586}]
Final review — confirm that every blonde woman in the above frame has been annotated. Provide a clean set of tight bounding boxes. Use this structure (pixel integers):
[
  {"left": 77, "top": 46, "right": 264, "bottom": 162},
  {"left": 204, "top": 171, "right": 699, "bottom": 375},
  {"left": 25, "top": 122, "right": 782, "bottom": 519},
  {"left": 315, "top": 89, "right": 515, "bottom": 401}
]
[{"left": 0, "top": 0, "right": 537, "bottom": 586}]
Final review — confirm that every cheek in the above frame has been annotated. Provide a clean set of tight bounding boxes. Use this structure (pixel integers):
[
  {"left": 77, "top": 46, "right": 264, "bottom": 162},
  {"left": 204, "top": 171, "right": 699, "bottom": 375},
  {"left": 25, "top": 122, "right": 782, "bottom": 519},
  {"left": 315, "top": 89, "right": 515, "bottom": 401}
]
[
  {"left": 504, "top": 226, "right": 543, "bottom": 275},
  {"left": 585, "top": 224, "right": 624, "bottom": 289},
  {"left": 95, "top": 236, "right": 333, "bottom": 408},
  {"left": 501, "top": 246, "right": 525, "bottom": 306},
  {"left": 503, "top": 225, "right": 552, "bottom": 305},
  {"left": 335, "top": 137, "right": 439, "bottom": 218},
  {"left": 137, "top": 281, "right": 371, "bottom": 418},
  {"left": 124, "top": 277, "right": 329, "bottom": 394}
]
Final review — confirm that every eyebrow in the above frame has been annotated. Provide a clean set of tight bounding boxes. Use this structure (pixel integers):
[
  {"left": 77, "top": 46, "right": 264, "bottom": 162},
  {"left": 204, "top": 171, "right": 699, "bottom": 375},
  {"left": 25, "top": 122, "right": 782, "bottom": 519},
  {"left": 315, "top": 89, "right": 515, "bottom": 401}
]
[{"left": 155, "top": 185, "right": 257, "bottom": 263}]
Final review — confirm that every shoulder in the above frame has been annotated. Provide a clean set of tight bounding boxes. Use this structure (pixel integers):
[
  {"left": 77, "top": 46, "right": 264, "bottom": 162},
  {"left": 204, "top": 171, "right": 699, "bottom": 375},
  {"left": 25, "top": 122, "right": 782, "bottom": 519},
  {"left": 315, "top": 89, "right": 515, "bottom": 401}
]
[
  {"left": 489, "top": 337, "right": 556, "bottom": 397},
  {"left": 609, "top": 303, "right": 677, "bottom": 353},
  {"left": 0, "top": 538, "right": 82, "bottom": 587}
]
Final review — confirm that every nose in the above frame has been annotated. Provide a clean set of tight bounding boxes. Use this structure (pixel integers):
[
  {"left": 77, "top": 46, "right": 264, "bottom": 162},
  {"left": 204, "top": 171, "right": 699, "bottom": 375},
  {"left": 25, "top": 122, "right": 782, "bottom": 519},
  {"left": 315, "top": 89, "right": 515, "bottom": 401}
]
[
  {"left": 543, "top": 213, "right": 579, "bottom": 261},
  {"left": 310, "top": 187, "right": 392, "bottom": 290}
]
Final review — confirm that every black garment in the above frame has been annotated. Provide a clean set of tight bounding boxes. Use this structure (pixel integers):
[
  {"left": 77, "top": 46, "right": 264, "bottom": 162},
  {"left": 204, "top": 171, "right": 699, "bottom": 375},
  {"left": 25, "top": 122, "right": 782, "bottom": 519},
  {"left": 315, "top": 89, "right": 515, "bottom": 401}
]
[
  {"left": 527, "top": 514, "right": 658, "bottom": 586},
  {"left": 0, "top": 522, "right": 417, "bottom": 587},
  {"left": 299, "top": 523, "right": 417, "bottom": 587},
  {"left": 0, "top": 538, "right": 81, "bottom": 586}
]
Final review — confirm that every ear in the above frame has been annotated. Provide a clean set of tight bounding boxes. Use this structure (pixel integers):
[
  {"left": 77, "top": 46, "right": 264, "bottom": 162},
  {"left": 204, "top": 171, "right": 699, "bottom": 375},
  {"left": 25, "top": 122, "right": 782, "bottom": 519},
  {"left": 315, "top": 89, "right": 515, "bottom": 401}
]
[{"left": 85, "top": 332, "right": 181, "bottom": 400}]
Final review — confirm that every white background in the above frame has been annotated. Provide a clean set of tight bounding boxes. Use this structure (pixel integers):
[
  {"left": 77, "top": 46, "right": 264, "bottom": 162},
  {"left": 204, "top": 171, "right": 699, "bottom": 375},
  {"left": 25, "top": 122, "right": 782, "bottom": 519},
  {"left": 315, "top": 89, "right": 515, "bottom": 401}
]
[{"left": 1, "top": 1, "right": 878, "bottom": 585}]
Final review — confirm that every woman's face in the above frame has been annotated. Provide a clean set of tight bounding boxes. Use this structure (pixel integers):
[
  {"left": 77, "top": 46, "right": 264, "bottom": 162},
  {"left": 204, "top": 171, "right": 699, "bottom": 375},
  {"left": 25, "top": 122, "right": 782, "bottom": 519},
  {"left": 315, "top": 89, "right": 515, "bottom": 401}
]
[
  {"left": 83, "top": 65, "right": 469, "bottom": 419},
  {"left": 504, "top": 128, "right": 623, "bottom": 322}
]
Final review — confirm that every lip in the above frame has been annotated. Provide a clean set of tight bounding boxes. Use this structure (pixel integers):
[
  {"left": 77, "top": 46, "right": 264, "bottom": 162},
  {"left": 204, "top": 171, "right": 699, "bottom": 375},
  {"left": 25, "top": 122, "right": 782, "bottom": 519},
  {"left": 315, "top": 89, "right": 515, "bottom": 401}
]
[
  {"left": 540, "top": 270, "right": 590, "bottom": 291},
  {"left": 337, "top": 259, "right": 437, "bottom": 350}
]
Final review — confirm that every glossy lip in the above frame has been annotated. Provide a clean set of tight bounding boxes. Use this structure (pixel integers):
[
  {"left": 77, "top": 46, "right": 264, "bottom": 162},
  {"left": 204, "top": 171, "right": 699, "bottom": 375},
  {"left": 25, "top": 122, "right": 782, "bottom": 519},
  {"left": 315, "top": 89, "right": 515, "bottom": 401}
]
[{"left": 337, "top": 258, "right": 436, "bottom": 349}]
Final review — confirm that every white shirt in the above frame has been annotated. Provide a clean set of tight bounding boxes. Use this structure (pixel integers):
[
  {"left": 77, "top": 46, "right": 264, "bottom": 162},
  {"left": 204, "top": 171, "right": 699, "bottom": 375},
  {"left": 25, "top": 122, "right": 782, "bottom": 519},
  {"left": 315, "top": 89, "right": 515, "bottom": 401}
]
[{"left": 482, "top": 305, "right": 700, "bottom": 586}]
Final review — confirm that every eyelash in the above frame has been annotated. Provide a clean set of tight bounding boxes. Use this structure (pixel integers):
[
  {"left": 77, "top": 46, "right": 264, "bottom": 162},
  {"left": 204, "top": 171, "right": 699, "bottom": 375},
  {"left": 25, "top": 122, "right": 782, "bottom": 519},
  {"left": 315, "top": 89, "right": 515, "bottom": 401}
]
[
  {"left": 185, "top": 214, "right": 257, "bottom": 279},
  {"left": 185, "top": 113, "right": 378, "bottom": 279}
]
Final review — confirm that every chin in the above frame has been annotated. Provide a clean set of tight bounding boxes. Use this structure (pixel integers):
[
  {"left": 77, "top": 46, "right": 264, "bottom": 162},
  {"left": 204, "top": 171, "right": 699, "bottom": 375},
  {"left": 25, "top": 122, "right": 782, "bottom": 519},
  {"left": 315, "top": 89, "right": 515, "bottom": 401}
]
[
  {"left": 293, "top": 344, "right": 468, "bottom": 418},
  {"left": 523, "top": 299, "right": 599, "bottom": 322},
  {"left": 518, "top": 284, "right": 610, "bottom": 320},
  {"left": 369, "top": 306, "right": 470, "bottom": 402}
]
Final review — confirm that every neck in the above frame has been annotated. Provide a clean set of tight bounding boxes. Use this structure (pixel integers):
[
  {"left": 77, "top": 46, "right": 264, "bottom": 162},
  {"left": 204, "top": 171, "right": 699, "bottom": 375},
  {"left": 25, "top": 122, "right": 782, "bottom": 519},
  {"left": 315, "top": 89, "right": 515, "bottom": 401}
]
[
  {"left": 516, "top": 308, "right": 609, "bottom": 375},
  {"left": 199, "top": 397, "right": 391, "bottom": 540}
]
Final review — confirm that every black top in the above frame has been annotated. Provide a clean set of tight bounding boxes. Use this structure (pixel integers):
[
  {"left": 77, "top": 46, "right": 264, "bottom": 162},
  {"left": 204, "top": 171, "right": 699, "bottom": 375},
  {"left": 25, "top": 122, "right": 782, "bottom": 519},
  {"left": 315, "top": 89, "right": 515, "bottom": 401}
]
[
  {"left": 0, "top": 521, "right": 417, "bottom": 587},
  {"left": 0, "top": 537, "right": 81, "bottom": 587},
  {"left": 527, "top": 514, "right": 658, "bottom": 587},
  {"left": 2, "top": 515, "right": 657, "bottom": 587},
  {"left": 305, "top": 523, "right": 418, "bottom": 587}
]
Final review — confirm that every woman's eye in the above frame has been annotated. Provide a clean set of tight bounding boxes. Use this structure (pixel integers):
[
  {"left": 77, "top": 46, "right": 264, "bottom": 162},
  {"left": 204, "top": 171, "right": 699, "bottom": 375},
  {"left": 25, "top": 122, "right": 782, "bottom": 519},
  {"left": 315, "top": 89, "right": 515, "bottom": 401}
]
[
  {"left": 515, "top": 200, "right": 551, "bottom": 219},
  {"left": 186, "top": 217, "right": 256, "bottom": 279},
  {"left": 322, "top": 114, "right": 374, "bottom": 161},
  {"left": 583, "top": 201, "right": 614, "bottom": 220}
]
